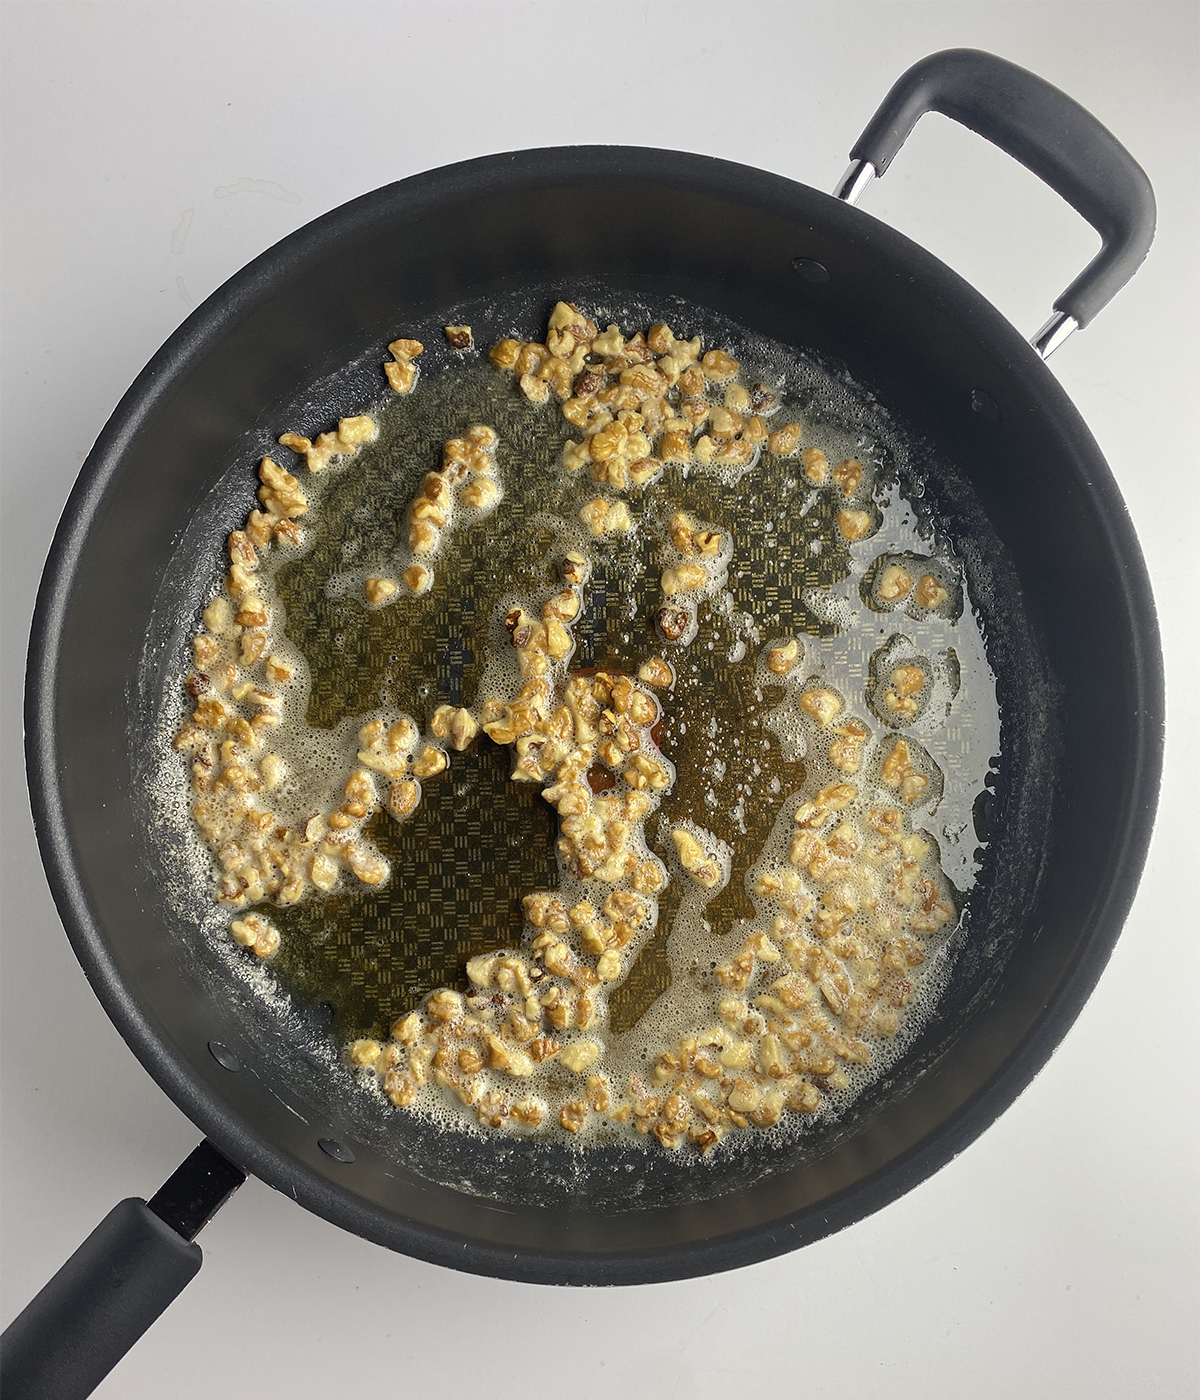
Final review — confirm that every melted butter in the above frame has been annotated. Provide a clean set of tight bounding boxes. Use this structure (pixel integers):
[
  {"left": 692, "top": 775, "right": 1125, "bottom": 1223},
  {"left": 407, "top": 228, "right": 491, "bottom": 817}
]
[{"left": 244, "top": 350, "right": 996, "bottom": 1068}]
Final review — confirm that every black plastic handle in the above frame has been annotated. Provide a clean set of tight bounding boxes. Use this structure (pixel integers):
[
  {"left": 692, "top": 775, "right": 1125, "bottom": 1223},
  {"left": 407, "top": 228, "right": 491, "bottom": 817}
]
[
  {"left": 1, "top": 1142, "right": 244, "bottom": 1399},
  {"left": 0, "top": 1200, "right": 200, "bottom": 1399},
  {"left": 849, "top": 48, "right": 1155, "bottom": 328}
]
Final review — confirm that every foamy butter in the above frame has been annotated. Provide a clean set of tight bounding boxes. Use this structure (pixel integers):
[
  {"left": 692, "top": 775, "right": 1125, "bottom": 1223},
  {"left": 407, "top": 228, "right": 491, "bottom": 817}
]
[
  {"left": 166, "top": 303, "right": 1000, "bottom": 1155},
  {"left": 593, "top": 486, "right": 988, "bottom": 1137}
]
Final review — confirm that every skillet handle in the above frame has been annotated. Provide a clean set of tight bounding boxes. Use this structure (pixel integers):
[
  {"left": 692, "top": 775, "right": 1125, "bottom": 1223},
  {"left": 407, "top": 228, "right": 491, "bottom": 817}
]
[
  {"left": 0, "top": 1141, "right": 244, "bottom": 1400},
  {"left": 839, "top": 48, "right": 1155, "bottom": 351}
]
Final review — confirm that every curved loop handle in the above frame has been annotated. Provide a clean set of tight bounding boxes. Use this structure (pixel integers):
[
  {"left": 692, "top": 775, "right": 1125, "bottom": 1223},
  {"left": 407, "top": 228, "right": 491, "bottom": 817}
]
[{"left": 846, "top": 48, "right": 1155, "bottom": 333}]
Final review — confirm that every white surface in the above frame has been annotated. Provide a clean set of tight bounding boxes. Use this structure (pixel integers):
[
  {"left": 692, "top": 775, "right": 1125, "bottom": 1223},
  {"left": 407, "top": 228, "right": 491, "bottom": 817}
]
[{"left": 2, "top": 3, "right": 1197, "bottom": 1396}]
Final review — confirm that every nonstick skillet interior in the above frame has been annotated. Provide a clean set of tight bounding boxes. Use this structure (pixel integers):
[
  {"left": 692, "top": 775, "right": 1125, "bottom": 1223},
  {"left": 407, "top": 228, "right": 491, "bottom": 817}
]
[{"left": 28, "top": 148, "right": 1160, "bottom": 1283}]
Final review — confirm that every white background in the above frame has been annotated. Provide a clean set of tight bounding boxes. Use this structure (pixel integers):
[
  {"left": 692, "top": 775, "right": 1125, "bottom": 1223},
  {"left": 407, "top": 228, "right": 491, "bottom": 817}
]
[{"left": 2, "top": 3, "right": 1197, "bottom": 1396}]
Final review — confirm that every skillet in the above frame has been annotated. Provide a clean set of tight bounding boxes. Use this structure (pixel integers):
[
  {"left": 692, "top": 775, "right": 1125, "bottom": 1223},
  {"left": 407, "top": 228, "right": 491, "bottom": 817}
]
[{"left": 3, "top": 48, "right": 1162, "bottom": 1400}]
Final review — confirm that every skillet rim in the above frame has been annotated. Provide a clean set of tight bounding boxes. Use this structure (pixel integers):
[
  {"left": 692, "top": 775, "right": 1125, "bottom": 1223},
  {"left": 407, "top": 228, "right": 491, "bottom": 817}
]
[{"left": 23, "top": 144, "right": 1165, "bottom": 1284}]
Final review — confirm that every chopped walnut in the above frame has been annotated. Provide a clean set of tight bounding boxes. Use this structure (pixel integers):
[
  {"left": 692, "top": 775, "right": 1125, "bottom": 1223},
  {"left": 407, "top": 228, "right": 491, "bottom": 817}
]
[
  {"left": 559, "top": 1040, "right": 600, "bottom": 1073},
  {"left": 655, "top": 604, "right": 693, "bottom": 643},
  {"left": 833, "top": 458, "right": 863, "bottom": 496},
  {"left": 767, "top": 422, "right": 802, "bottom": 457},
  {"left": 672, "top": 828, "right": 723, "bottom": 889},
  {"left": 800, "top": 687, "right": 841, "bottom": 725},
  {"left": 915, "top": 573, "right": 950, "bottom": 609},
  {"left": 386, "top": 338, "right": 424, "bottom": 393},
  {"left": 836, "top": 509, "right": 873, "bottom": 542},
  {"left": 701, "top": 349, "right": 739, "bottom": 382},
  {"left": 364, "top": 576, "right": 398, "bottom": 607},
  {"left": 800, "top": 447, "right": 828, "bottom": 485},
  {"left": 520, "top": 372, "right": 550, "bottom": 404},
  {"left": 579, "top": 498, "right": 632, "bottom": 536},
  {"left": 876, "top": 564, "right": 913, "bottom": 602},
  {"left": 403, "top": 564, "right": 433, "bottom": 595},
  {"left": 279, "top": 414, "right": 378, "bottom": 473},
  {"left": 229, "top": 913, "right": 279, "bottom": 957},
  {"left": 489, "top": 338, "right": 521, "bottom": 369},
  {"left": 638, "top": 656, "right": 674, "bottom": 688},
  {"left": 412, "top": 745, "right": 448, "bottom": 780},
  {"left": 766, "top": 639, "right": 800, "bottom": 676}
]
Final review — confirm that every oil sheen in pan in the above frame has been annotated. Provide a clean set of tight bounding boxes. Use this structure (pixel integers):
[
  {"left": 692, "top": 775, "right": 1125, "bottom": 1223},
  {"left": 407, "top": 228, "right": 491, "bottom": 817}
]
[{"left": 147, "top": 293, "right": 1001, "bottom": 1153}]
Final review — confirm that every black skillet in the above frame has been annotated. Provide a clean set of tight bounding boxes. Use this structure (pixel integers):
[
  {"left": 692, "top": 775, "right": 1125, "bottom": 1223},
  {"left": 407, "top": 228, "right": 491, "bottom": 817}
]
[{"left": 4, "top": 49, "right": 1162, "bottom": 1400}]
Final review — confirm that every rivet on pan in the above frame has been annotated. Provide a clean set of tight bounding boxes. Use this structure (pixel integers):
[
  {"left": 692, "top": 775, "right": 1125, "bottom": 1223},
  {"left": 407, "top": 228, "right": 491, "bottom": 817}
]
[
  {"left": 207, "top": 1040, "right": 241, "bottom": 1072},
  {"left": 792, "top": 257, "right": 831, "bottom": 284},
  {"left": 970, "top": 389, "right": 1001, "bottom": 423},
  {"left": 318, "top": 1138, "right": 356, "bottom": 1164}
]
